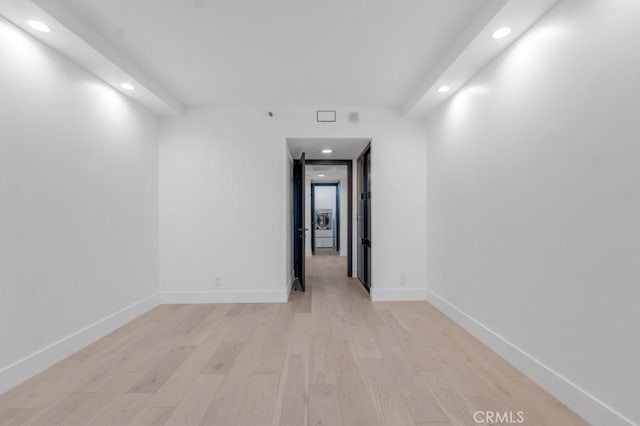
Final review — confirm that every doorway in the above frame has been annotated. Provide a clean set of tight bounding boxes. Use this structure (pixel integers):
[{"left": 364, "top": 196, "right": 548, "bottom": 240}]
[
  {"left": 310, "top": 182, "right": 341, "bottom": 256},
  {"left": 291, "top": 157, "right": 353, "bottom": 292},
  {"left": 306, "top": 160, "right": 352, "bottom": 278},
  {"left": 288, "top": 137, "right": 371, "bottom": 295}
]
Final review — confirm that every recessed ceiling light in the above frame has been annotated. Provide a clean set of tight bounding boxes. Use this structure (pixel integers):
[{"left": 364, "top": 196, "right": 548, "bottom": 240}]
[
  {"left": 318, "top": 174, "right": 325, "bottom": 177},
  {"left": 28, "top": 20, "right": 50, "bottom": 33},
  {"left": 438, "top": 86, "right": 451, "bottom": 93},
  {"left": 492, "top": 27, "right": 511, "bottom": 40},
  {"left": 321, "top": 149, "right": 332, "bottom": 154},
  {"left": 120, "top": 83, "right": 135, "bottom": 91}
]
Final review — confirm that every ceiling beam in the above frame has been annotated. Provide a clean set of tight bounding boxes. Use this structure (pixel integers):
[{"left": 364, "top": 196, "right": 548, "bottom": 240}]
[
  {"left": 403, "top": 0, "right": 507, "bottom": 115},
  {"left": 0, "top": 0, "right": 184, "bottom": 116},
  {"left": 404, "top": 0, "right": 560, "bottom": 118}
]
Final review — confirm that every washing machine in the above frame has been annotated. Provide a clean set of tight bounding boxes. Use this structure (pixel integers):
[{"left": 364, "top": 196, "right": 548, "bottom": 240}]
[{"left": 315, "top": 209, "right": 334, "bottom": 247}]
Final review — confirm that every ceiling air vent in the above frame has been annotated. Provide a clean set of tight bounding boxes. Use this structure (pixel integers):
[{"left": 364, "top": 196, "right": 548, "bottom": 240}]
[{"left": 317, "top": 110, "right": 336, "bottom": 122}]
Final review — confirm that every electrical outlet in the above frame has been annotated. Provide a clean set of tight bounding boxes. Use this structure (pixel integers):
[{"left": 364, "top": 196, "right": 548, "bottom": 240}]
[
  {"left": 215, "top": 276, "right": 223, "bottom": 288},
  {"left": 400, "top": 274, "right": 406, "bottom": 286}
]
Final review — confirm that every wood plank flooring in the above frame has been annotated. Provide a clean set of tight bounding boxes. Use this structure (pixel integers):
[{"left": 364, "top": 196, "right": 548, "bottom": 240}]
[{"left": 0, "top": 254, "right": 586, "bottom": 425}]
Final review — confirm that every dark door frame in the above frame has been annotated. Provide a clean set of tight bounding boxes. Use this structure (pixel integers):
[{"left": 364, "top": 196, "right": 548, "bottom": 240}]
[
  {"left": 306, "top": 160, "right": 353, "bottom": 277},
  {"left": 310, "top": 182, "right": 340, "bottom": 255}
]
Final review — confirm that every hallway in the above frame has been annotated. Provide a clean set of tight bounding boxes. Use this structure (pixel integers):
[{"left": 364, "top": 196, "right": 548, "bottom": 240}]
[
  {"left": 2, "top": 0, "right": 638, "bottom": 423},
  {"left": 0, "top": 255, "right": 584, "bottom": 425}
]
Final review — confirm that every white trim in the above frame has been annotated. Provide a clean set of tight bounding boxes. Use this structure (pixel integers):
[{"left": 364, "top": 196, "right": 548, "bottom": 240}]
[
  {"left": 286, "top": 275, "right": 295, "bottom": 299},
  {"left": 0, "top": 293, "right": 160, "bottom": 395},
  {"left": 370, "top": 287, "right": 428, "bottom": 302},
  {"left": 424, "top": 288, "right": 635, "bottom": 426},
  {"left": 160, "top": 290, "right": 287, "bottom": 304}
]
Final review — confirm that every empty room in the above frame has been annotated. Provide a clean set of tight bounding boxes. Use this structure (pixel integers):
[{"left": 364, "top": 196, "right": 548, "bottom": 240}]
[{"left": 0, "top": 0, "right": 638, "bottom": 425}]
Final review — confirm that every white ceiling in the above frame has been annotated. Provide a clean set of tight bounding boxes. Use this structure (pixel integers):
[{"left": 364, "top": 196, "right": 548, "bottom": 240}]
[
  {"left": 1, "top": 0, "right": 555, "bottom": 116},
  {"left": 57, "top": 0, "right": 492, "bottom": 107},
  {"left": 287, "top": 138, "right": 369, "bottom": 160}
]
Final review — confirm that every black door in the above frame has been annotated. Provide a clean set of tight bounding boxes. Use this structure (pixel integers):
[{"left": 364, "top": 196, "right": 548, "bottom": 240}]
[
  {"left": 293, "top": 153, "right": 306, "bottom": 291},
  {"left": 357, "top": 146, "right": 371, "bottom": 291},
  {"left": 310, "top": 183, "right": 315, "bottom": 255}
]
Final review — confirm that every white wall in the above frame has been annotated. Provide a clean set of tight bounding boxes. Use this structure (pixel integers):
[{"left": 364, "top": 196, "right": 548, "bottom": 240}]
[
  {"left": 304, "top": 176, "right": 313, "bottom": 256},
  {"left": 314, "top": 186, "right": 336, "bottom": 210},
  {"left": 0, "top": 18, "right": 159, "bottom": 393},
  {"left": 424, "top": 1, "right": 640, "bottom": 425},
  {"left": 338, "top": 178, "right": 348, "bottom": 257},
  {"left": 159, "top": 106, "right": 427, "bottom": 302}
]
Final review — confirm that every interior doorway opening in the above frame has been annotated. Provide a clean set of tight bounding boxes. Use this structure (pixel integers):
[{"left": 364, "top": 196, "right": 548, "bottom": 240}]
[
  {"left": 310, "top": 177, "right": 344, "bottom": 257},
  {"left": 306, "top": 161, "right": 352, "bottom": 274},
  {"left": 311, "top": 183, "right": 340, "bottom": 255},
  {"left": 288, "top": 137, "right": 370, "bottom": 295}
]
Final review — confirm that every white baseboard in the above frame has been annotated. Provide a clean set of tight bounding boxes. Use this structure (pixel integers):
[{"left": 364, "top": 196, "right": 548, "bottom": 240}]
[
  {"left": 160, "top": 289, "right": 287, "bottom": 304},
  {"left": 0, "top": 293, "right": 160, "bottom": 395},
  {"left": 286, "top": 276, "right": 295, "bottom": 299},
  {"left": 424, "top": 288, "right": 635, "bottom": 426},
  {"left": 371, "top": 287, "right": 428, "bottom": 302}
]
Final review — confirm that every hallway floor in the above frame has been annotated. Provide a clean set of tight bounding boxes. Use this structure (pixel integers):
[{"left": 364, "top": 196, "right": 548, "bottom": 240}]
[
  {"left": 0, "top": 255, "right": 585, "bottom": 425},
  {"left": 313, "top": 247, "right": 339, "bottom": 256}
]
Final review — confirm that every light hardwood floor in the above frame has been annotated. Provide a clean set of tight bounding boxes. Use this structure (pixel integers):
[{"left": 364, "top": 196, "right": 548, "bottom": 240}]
[{"left": 0, "top": 254, "right": 586, "bottom": 425}]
